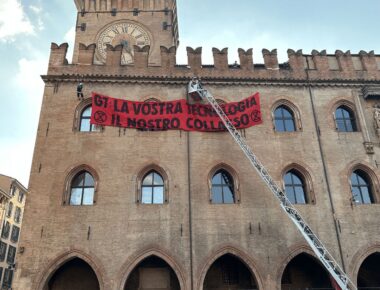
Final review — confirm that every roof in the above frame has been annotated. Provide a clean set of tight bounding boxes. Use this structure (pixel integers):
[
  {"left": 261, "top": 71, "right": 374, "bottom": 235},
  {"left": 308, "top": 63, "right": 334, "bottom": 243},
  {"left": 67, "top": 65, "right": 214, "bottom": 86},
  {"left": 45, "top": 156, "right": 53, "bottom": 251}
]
[{"left": 0, "top": 174, "right": 27, "bottom": 194}]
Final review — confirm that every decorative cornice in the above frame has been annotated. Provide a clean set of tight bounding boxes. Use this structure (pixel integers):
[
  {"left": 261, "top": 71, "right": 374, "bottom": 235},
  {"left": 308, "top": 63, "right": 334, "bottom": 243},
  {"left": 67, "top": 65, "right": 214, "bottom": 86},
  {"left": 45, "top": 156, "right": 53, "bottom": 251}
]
[{"left": 41, "top": 74, "right": 380, "bottom": 88}]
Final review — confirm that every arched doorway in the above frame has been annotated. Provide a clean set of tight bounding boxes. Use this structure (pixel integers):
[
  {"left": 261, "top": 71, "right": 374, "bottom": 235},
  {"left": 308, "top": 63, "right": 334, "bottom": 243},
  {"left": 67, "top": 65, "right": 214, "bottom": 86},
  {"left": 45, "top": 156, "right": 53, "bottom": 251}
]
[
  {"left": 46, "top": 258, "right": 100, "bottom": 290},
  {"left": 124, "top": 256, "right": 181, "bottom": 290},
  {"left": 357, "top": 252, "right": 380, "bottom": 288},
  {"left": 281, "top": 253, "right": 332, "bottom": 290},
  {"left": 203, "top": 254, "right": 258, "bottom": 290}
]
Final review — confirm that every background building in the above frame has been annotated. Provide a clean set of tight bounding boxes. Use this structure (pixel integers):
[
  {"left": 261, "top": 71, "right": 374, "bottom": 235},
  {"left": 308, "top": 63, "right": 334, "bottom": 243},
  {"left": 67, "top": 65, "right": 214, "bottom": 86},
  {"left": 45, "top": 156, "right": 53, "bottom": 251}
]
[
  {"left": 0, "top": 175, "right": 27, "bottom": 289},
  {"left": 13, "top": 0, "right": 380, "bottom": 289}
]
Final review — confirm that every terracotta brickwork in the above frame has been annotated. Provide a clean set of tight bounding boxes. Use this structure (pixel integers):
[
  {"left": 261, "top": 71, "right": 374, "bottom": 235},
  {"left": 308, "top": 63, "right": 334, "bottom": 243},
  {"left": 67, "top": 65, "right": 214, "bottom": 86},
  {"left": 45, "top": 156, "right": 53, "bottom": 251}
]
[{"left": 12, "top": 1, "right": 380, "bottom": 289}]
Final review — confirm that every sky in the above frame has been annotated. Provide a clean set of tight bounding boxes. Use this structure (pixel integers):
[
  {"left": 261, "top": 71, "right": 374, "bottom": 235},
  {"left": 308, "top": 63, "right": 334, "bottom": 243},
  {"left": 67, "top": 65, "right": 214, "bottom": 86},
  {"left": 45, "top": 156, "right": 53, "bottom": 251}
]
[{"left": 1, "top": 0, "right": 380, "bottom": 187}]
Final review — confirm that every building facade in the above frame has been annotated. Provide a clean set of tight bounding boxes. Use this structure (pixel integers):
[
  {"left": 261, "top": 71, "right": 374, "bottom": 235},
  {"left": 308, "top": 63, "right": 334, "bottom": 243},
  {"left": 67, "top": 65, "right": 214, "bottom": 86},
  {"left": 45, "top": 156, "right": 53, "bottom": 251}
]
[
  {"left": 13, "top": 1, "right": 380, "bottom": 289},
  {"left": 0, "top": 175, "right": 27, "bottom": 289}
]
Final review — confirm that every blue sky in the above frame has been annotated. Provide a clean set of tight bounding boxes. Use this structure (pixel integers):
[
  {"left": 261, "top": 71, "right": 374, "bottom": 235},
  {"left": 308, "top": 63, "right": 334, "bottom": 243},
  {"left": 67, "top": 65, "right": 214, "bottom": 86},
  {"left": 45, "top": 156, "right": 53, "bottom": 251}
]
[{"left": 1, "top": 0, "right": 380, "bottom": 186}]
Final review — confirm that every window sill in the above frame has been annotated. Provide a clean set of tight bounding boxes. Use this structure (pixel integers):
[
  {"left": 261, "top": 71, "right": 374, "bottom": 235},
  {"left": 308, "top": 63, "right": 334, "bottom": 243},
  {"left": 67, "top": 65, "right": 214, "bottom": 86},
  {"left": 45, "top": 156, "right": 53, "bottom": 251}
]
[{"left": 75, "top": 131, "right": 103, "bottom": 134}]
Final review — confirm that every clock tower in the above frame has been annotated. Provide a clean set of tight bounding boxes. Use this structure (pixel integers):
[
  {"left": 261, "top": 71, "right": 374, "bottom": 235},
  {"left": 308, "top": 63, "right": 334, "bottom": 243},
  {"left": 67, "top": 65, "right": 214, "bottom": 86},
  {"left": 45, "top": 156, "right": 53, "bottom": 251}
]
[{"left": 72, "top": 0, "right": 179, "bottom": 65}]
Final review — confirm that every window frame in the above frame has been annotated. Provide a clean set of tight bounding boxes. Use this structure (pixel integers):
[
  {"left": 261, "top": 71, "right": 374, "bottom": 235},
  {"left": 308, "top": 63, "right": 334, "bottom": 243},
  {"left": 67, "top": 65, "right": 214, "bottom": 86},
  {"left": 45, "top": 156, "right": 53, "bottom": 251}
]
[
  {"left": 6, "top": 203, "right": 13, "bottom": 218},
  {"left": 272, "top": 100, "right": 302, "bottom": 133},
  {"left": 1, "top": 268, "right": 14, "bottom": 289},
  {"left": 136, "top": 165, "right": 169, "bottom": 204},
  {"left": 63, "top": 165, "right": 99, "bottom": 206},
  {"left": 10, "top": 226, "right": 20, "bottom": 243},
  {"left": 0, "top": 242, "right": 7, "bottom": 262},
  {"left": 348, "top": 165, "right": 378, "bottom": 205},
  {"left": 350, "top": 169, "right": 375, "bottom": 204},
  {"left": 282, "top": 164, "right": 315, "bottom": 205},
  {"left": 73, "top": 98, "right": 104, "bottom": 133},
  {"left": 6, "top": 245, "right": 16, "bottom": 264},
  {"left": 208, "top": 164, "right": 240, "bottom": 204},
  {"left": 284, "top": 170, "right": 308, "bottom": 204},
  {"left": 69, "top": 171, "right": 96, "bottom": 206},
  {"left": 14, "top": 207, "right": 21, "bottom": 224},
  {"left": 334, "top": 105, "right": 358, "bottom": 132},
  {"left": 2, "top": 269, "right": 13, "bottom": 289},
  {"left": 18, "top": 191, "right": 25, "bottom": 203},
  {"left": 10, "top": 186, "right": 16, "bottom": 197},
  {"left": 1, "top": 222, "right": 10, "bottom": 240},
  {"left": 140, "top": 170, "right": 165, "bottom": 204},
  {"left": 331, "top": 101, "right": 360, "bottom": 133}
]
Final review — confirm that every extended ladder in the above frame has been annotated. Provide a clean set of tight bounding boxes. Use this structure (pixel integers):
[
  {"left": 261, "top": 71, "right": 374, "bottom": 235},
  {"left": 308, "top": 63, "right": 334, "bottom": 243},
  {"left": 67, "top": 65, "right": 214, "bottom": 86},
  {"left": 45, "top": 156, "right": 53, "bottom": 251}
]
[{"left": 188, "top": 79, "right": 356, "bottom": 290}]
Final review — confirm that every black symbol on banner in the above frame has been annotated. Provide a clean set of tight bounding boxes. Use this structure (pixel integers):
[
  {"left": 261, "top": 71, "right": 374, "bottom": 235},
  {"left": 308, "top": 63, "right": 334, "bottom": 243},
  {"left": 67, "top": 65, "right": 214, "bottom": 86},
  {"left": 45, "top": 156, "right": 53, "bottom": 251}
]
[
  {"left": 94, "top": 111, "right": 107, "bottom": 123},
  {"left": 250, "top": 110, "right": 261, "bottom": 122}
]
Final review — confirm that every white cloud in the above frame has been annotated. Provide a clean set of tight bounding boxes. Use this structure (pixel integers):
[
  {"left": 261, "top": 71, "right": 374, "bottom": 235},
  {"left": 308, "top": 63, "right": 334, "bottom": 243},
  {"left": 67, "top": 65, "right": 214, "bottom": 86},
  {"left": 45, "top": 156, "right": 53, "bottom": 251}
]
[
  {"left": 0, "top": 0, "right": 35, "bottom": 41},
  {"left": 64, "top": 26, "right": 76, "bottom": 62},
  {"left": 29, "top": 5, "right": 42, "bottom": 14},
  {"left": 0, "top": 138, "right": 35, "bottom": 187},
  {"left": 29, "top": 4, "right": 44, "bottom": 31},
  {"left": 14, "top": 57, "right": 47, "bottom": 94}
]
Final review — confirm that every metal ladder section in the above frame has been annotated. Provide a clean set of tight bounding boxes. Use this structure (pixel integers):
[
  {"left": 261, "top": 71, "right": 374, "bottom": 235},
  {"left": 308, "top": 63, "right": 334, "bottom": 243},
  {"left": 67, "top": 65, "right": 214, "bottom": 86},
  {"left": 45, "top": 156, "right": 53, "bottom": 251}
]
[{"left": 188, "top": 80, "right": 356, "bottom": 290}]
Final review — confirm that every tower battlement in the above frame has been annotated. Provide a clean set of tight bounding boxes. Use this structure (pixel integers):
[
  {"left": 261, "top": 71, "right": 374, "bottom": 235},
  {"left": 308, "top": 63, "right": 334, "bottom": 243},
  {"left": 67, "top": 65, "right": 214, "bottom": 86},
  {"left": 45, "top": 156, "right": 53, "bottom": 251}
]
[
  {"left": 47, "top": 42, "right": 380, "bottom": 82},
  {"left": 74, "top": 0, "right": 176, "bottom": 12}
]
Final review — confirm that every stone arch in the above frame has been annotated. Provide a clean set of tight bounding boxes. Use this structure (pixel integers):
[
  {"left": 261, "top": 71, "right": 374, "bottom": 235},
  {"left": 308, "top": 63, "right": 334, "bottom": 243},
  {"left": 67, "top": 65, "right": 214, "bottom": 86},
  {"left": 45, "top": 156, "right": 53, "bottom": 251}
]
[
  {"left": 350, "top": 243, "right": 380, "bottom": 286},
  {"left": 207, "top": 163, "right": 241, "bottom": 203},
  {"left": 136, "top": 163, "right": 170, "bottom": 203},
  {"left": 117, "top": 247, "right": 187, "bottom": 290},
  {"left": 197, "top": 245, "right": 264, "bottom": 290},
  {"left": 346, "top": 161, "right": 380, "bottom": 204},
  {"left": 35, "top": 249, "right": 107, "bottom": 290},
  {"left": 143, "top": 97, "right": 162, "bottom": 103},
  {"left": 276, "top": 245, "right": 315, "bottom": 288},
  {"left": 281, "top": 162, "right": 316, "bottom": 204},
  {"left": 276, "top": 245, "right": 332, "bottom": 290},
  {"left": 271, "top": 98, "right": 302, "bottom": 131},
  {"left": 62, "top": 164, "right": 100, "bottom": 205},
  {"left": 73, "top": 97, "right": 104, "bottom": 132}
]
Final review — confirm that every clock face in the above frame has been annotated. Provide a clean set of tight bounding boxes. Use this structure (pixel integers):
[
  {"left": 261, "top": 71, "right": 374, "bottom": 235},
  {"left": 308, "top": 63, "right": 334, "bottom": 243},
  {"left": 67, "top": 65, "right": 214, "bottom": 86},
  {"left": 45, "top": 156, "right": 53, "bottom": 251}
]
[{"left": 96, "top": 22, "right": 151, "bottom": 64}]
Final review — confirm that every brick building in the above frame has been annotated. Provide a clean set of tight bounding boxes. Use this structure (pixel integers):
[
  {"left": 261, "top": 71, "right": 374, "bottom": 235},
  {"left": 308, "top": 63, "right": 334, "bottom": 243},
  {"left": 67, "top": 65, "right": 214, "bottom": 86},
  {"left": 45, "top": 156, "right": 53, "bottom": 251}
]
[{"left": 13, "top": 0, "right": 380, "bottom": 289}]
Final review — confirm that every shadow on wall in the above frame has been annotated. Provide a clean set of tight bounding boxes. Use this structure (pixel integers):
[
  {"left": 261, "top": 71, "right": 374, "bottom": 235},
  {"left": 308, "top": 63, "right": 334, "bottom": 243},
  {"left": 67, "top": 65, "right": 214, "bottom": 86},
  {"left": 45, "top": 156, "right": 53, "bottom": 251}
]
[
  {"left": 203, "top": 254, "right": 258, "bottom": 290},
  {"left": 124, "top": 256, "right": 180, "bottom": 290},
  {"left": 46, "top": 258, "right": 100, "bottom": 290}
]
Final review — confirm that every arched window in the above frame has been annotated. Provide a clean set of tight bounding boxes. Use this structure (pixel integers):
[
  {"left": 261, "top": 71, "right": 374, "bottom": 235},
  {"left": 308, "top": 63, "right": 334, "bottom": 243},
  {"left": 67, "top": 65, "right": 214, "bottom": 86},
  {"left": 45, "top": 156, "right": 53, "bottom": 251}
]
[
  {"left": 211, "top": 170, "right": 235, "bottom": 204},
  {"left": 284, "top": 170, "right": 307, "bottom": 204},
  {"left": 274, "top": 105, "right": 296, "bottom": 132},
  {"left": 80, "top": 106, "right": 97, "bottom": 132},
  {"left": 351, "top": 170, "right": 374, "bottom": 204},
  {"left": 141, "top": 171, "right": 164, "bottom": 204},
  {"left": 70, "top": 171, "right": 95, "bottom": 205},
  {"left": 335, "top": 106, "right": 357, "bottom": 132}
]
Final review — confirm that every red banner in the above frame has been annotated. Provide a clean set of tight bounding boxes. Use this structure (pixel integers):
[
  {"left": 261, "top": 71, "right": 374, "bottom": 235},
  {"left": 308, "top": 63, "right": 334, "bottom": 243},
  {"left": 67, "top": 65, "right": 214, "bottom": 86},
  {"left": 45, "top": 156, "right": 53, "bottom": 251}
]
[{"left": 90, "top": 92, "right": 262, "bottom": 132}]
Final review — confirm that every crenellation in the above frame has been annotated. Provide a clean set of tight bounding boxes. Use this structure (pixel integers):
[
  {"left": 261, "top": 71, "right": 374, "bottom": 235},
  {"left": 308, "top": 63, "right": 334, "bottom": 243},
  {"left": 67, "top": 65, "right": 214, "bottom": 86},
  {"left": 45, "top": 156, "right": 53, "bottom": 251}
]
[
  {"left": 186, "top": 47, "right": 202, "bottom": 73},
  {"left": 359, "top": 50, "right": 378, "bottom": 77},
  {"left": 105, "top": 44, "right": 123, "bottom": 66},
  {"left": 238, "top": 48, "right": 253, "bottom": 71},
  {"left": 212, "top": 48, "right": 229, "bottom": 70},
  {"left": 78, "top": 43, "right": 96, "bottom": 65},
  {"left": 46, "top": 43, "right": 380, "bottom": 81},
  {"left": 311, "top": 50, "right": 329, "bottom": 74},
  {"left": 133, "top": 45, "right": 150, "bottom": 68},
  {"left": 262, "top": 49, "right": 279, "bottom": 70},
  {"left": 76, "top": 0, "right": 173, "bottom": 11},
  {"left": 49, "top": 43, "right": 68, "bottom": 71},
  {"left": 160, "top": 46, "right": 176, "bottom": 69},
  {"left": 287, "top": 49, "right": 305, "bottom": 78},
  {"left": 335, "top": 50, "right": 355, "bottom": 78}
]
